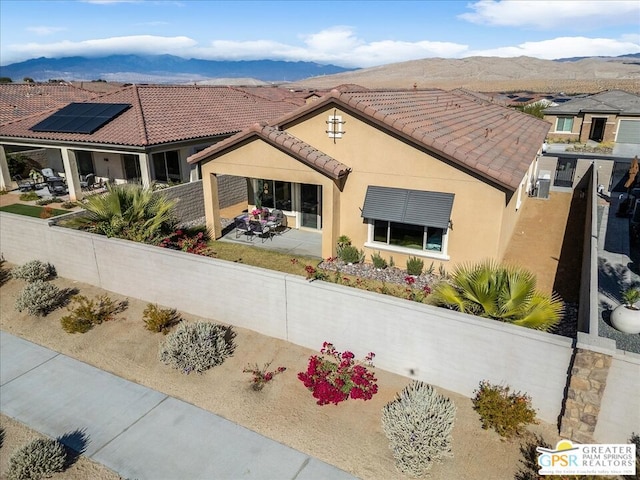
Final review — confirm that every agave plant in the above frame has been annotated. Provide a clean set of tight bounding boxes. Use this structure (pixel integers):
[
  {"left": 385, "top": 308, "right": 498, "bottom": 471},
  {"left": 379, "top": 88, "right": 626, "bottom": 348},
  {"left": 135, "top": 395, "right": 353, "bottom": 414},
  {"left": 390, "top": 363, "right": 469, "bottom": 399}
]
[
  {"left": 67, "top": 183, "right": 177, "bottom": 243},
  {"left": 430, "top": 260, "right": 563, "bottom": 331}
]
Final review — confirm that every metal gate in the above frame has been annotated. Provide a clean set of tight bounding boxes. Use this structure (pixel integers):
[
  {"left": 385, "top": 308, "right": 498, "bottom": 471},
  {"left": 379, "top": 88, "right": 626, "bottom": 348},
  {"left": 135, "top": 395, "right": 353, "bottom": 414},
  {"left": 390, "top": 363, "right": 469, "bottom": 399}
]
[{"left": 554, "top": 157, "right": 577, "bottom": 187}]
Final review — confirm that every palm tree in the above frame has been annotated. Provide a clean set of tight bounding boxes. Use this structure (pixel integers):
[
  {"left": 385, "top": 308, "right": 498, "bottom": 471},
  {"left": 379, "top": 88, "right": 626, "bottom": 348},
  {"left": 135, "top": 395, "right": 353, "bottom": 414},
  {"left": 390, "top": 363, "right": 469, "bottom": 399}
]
[
  {"left": 429, "top": 260, "right": 563, "bottom": 331},
  {"left": 68, "top": 184, "right": 177, "bottom": 243}
]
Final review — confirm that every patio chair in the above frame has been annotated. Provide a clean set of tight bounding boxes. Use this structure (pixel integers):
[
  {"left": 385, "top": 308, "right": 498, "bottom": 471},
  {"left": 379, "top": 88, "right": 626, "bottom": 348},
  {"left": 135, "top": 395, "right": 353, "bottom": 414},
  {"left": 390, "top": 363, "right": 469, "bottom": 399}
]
[
  {"left": 234, "top": 217, "right": 253, "bottom": 240},
  {"left": 41, "top": 168, "right": 55, "bottom": 179},
  {"left": 80, "top": 173, "right": 96, "bottom": 190},
  {"left": 46, "top": 177, "right": 68, "bottom": 196},
  {"left": 13, "top": 175, "right": 35, "bottom": 192},
  {"left": 249, "top": 220, "right": 272, "bottom": 243},
  {"left": 271, "top": 209, "right": 287, "bottom": 234}
]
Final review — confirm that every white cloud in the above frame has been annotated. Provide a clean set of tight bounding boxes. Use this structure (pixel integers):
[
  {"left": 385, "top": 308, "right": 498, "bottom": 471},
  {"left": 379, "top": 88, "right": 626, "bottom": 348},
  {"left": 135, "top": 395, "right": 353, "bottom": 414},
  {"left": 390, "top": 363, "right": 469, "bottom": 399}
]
[
  {"left": 2, "top": 29, "right": 637, "bottom": 67},
  {"left": 470, "top": 36, "right": 640, "bottom": 59},
  {"left": 7, "top": 35, "right": 197, "bottom": 59},
  {"left": 26, "top": 26, "right": 66, "bottom": 36},
  {"left": 460, "top": 0, "right": 640, "bottom": 29},
  {"left": 194, "top": 27, "right": 469, "bottom": 67}
]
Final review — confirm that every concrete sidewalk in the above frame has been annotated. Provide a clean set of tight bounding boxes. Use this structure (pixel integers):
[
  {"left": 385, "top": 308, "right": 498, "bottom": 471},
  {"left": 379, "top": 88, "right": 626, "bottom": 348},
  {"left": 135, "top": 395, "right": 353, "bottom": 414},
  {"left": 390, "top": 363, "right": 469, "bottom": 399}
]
[{"left": 0, "top": 331, "right": 358, "bottom": 480}]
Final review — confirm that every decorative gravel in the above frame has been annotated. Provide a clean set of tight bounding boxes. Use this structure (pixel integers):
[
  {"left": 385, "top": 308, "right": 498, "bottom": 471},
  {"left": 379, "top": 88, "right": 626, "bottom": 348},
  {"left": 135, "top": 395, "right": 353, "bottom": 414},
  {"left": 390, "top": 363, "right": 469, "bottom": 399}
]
[{"left": 318, "top": 259, "right": 442, "bottom": 291}]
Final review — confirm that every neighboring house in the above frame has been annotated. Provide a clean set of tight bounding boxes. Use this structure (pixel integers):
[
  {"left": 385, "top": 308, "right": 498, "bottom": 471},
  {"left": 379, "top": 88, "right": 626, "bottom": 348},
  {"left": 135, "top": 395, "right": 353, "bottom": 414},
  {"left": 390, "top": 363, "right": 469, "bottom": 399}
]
[
  {"left": 0, "top": 85, "right": 305, "bottom": 199},
  {"left": 0, "top": 82, "right": 97, "bottom": 124},
  {"left": 188, "top": 87, "right": 550, "bottom": 265},
  {"left": 543, "top": 90, "right": 640, "bottom": 145}
]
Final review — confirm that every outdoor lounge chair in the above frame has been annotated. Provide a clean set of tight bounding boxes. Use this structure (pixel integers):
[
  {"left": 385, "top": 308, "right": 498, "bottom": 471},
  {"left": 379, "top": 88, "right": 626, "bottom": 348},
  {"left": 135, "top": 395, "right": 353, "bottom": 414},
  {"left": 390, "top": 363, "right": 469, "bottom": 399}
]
[
  {"left": 249, "top": 220, "right": 271, "bottom": 243},
  {"left": 46, "top": 177, "right": 68, "bottom": 196},
  {"left": 13, "top": 175, "right": 35, "bottom": 192}
]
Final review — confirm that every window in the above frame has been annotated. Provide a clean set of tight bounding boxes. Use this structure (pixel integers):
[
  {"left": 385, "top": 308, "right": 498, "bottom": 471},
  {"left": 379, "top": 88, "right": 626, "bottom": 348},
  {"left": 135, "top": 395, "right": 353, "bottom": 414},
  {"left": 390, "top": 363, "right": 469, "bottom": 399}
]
[
  {"left": 362, "top": 186, "right": 453, "bottom": 258},
  {"left": 123, "top": 154, "right": 141, "bottom": 183},
  {"left": 152, "top": 150, "right": 181, "bottom": 183},
  {"left": 75, "top": 151, "right": 94, "bottom": 176},
  {"left": 255, "top": 179, "right": 292, "bottom": 211},
  {"left": 556, "top": 117, "right": 574, "bottom": 132},
  {"left": 372, "top": 220, "right": 444, "bottom": 252}
]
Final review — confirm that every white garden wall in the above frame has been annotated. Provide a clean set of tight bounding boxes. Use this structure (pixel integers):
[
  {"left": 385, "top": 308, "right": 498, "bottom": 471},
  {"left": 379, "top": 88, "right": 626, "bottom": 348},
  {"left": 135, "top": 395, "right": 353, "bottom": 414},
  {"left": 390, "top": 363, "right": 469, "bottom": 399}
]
[{"left": 0, "top": 212, "right": 601, "bottom": 427}]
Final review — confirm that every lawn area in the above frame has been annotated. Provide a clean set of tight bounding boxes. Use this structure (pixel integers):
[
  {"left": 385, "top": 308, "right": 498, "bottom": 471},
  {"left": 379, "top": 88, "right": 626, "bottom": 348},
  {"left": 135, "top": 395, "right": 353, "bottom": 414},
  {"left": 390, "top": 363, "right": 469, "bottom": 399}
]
[
  {"left": 207, "top": 239, "right": 320, "bottom": 275},
  {"left": 0, "top": 203, "right": 69, "bottom": 218}
]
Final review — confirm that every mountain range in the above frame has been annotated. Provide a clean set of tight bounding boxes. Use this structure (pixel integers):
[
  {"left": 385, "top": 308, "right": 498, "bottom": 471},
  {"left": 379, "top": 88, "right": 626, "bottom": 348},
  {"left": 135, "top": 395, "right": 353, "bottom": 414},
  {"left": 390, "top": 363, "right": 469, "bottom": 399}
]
[
  {"left": 1, "top": 53, "right": 639, "bottom": 94},
  {"left": 0, "top": 54, "right": 354, "bottom": 83}
]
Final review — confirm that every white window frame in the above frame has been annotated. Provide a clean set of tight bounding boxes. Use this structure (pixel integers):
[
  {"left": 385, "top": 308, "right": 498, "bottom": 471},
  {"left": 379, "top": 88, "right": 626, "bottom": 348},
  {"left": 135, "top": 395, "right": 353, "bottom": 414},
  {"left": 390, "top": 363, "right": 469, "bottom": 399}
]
[{"left": 364, "top": 220, "right": 450, "bottom": 260}]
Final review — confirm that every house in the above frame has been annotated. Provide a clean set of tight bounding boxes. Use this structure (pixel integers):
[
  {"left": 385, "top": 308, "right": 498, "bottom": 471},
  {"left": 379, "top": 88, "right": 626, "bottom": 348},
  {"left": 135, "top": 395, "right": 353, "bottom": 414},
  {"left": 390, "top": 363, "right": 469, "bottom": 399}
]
[
  {"left": 0, "top": 85, "right": 305, "bottom": 199},
  {"left": 543, "top": 90, "right": 640, "bottom": 146},
  {"left": 188, "top": 87, "right": 550, "bottom": 265}
]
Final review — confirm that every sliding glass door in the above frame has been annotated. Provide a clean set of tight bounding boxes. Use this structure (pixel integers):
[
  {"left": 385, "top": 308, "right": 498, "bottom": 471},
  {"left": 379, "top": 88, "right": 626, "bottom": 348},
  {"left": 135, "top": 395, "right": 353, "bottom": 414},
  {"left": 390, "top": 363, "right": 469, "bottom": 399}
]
[{"left": 301, "top": 183, "right": 321, "bottom": 229}]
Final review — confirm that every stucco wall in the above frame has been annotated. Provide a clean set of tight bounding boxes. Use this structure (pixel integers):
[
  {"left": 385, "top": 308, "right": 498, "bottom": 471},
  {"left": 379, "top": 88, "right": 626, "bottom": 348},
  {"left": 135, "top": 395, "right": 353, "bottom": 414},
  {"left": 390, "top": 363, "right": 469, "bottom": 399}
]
[
  {"left": 593, "top": 353, "right": 640, "bottom": 443},
  {"left": 201, "top": 105, "right": 526, "bottom": 268},
  {"left": 0, "top": 211, "right": 577, "bottom": 424}
]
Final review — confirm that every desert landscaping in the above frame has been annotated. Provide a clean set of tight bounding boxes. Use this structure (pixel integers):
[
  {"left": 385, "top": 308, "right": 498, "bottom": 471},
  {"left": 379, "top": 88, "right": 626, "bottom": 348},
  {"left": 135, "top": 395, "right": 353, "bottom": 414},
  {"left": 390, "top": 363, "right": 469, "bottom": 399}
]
[{"left": 0, "top": 261, "right": 566, "bottom": 480}]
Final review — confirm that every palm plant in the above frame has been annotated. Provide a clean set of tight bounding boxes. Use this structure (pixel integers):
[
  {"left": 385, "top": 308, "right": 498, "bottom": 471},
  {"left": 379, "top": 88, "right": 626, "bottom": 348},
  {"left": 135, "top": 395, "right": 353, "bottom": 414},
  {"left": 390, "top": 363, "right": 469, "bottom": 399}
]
[
  {"left": 68, "top": 184, "right": 177, "bottom": 243},
  {"left": 429, "top": 260, "right": 563, "bottom": 331}
]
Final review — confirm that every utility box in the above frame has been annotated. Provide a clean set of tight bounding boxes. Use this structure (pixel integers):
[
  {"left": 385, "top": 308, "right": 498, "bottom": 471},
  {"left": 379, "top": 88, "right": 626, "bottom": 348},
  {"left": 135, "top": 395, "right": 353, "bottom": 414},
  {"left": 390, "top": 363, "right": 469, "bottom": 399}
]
[{"left": 536, "top": 170, "right": 551, "bottom": 199}]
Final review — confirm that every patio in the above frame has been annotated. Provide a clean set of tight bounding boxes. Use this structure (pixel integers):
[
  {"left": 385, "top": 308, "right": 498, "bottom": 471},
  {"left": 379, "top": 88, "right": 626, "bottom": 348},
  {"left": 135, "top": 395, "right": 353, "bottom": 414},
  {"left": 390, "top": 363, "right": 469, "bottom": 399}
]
[{"left": 219, "top": 220, "right": 322, "bottom": 258}]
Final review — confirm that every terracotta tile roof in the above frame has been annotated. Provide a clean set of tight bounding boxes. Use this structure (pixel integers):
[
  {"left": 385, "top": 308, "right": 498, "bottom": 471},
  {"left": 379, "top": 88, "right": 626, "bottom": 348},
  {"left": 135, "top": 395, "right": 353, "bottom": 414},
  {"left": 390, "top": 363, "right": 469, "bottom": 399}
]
[
  {"left": 273, "top": 89, "right": 550, "bottom": 190},
  {"left": 189, "top": 122, "right": 350, "bottom": 180},
  {"left": 0, "top": 85, "right": 301, "bottom": 147},
  {"left": 0, "top": 83, "right": 97, "bottom": 124},
  {"left": 231, "top": 86, "right": 331, "bottom": 107}
]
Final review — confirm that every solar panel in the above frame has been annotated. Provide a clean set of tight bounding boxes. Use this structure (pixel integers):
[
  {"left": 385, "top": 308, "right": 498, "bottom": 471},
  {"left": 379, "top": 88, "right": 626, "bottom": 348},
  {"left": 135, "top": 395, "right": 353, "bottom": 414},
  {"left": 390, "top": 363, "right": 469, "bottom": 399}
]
[{"left": 30, "top": 103, "right": 131, "bottom": 134}]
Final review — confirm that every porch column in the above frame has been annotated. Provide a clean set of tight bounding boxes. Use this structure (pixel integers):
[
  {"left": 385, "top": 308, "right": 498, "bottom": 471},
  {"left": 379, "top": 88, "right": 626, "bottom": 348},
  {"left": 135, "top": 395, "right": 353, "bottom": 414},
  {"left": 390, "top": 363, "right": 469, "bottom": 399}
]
[
  {"left": 0, "top": 145, "right": 14, "bottom": 191},
  {"left": 61, "top": 148, "right": 82, "bottom": 201},
  {"left": 139, "top": 153, "right": 152, "bottom": 188},
  {"left": 204, "top": 172, "right": 222, "bottom": 239},
  {"left": 321, "top": 181, "right": 338, "bottom": 260}
]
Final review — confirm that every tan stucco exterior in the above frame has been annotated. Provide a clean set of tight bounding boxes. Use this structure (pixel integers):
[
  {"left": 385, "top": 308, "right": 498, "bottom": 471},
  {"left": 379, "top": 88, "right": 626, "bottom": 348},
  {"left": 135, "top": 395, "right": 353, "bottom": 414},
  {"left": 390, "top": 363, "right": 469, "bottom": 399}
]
[
  {"left": 544, "top": 112, "right": 636, "bottom": 144},
  {"left": 199, "top": 103, "right": 532, "bottom": 269}
]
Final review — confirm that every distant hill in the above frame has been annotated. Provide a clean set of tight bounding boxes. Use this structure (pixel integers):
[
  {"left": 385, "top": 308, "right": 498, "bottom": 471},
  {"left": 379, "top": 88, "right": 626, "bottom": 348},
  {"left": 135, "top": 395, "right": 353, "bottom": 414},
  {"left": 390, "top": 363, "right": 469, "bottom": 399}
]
[
  {"left": 0, "top": 54, "right": 355, "bottom": 83},
  {"left": 290, "top": 55, "right": 640, "bottom": 94}
]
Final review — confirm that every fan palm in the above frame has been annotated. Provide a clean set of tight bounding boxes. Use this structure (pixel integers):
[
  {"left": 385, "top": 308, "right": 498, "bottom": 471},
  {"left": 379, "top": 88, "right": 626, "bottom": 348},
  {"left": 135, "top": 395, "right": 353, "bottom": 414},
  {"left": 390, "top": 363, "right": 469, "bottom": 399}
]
[
  {"left": 68, "top": 184, "right": 177, "bottom": 243},
  {"left": 430, "top": 260, "right": 563, "bottom": 331}
]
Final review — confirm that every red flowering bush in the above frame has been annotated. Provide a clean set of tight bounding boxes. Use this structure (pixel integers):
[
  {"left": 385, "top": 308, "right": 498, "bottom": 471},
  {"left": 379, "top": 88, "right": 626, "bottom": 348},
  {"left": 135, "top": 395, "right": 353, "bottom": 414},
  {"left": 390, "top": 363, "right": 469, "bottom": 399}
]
[
  {"left": 158, "top": 229, "right": 210, "bottom": 255},
  {"left": 243, "top": 361, "right": 286, "bottom": 391},
  {"left": 298, "top": 342, "right": 378, "bottom": 405}
]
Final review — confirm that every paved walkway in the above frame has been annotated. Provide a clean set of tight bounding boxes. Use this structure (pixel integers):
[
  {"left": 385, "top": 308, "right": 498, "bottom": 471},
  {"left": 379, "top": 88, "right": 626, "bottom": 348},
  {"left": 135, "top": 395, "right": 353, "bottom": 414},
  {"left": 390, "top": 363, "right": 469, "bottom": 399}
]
[{"left": 0, "top": 331, "right": 357, "bottom": 480}]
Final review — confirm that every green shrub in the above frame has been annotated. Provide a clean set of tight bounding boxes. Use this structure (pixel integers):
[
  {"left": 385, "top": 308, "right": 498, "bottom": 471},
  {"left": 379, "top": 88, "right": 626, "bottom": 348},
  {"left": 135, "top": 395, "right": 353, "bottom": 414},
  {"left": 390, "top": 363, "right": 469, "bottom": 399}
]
[
  {"left": 35, "top": 198, "right": 54, "bottom": 206},
  {"left": 7, "top": 438, "right": 66, "bottom": 480},
  {"left": 338, "top": 245, "right": 365, "bottom": 264},
  {"left": 159, "top": 321, "right": 236, "bottom": 374},
  {"left": 18, "top": 192, "right": 39, "bottom": 201},
  {"left": 382, "top": 381, "right": 456, "bottom": 476},
  {"left": 15, "top": 281, "right": 61, "bottom": 316},
  {"left": 143, "top": 303, "right": 181, "bottom": 334},
  {"left": 60, "top": 294, "right": 124, "bottom": 333},
  {"left": 472, "top": 381, "right": 537, "bottom": 438},
  {"left": 60, "top": 201, "right": 76, "bottom": 209},
  {"left": 371, "top": 251, "right": 388, "bottom": 269},
  {"left": 10, "top": 260, "right": 56, "bottom": 282},
  {"left": 406, "top": 256, "right": 424, "bottom": 276}
]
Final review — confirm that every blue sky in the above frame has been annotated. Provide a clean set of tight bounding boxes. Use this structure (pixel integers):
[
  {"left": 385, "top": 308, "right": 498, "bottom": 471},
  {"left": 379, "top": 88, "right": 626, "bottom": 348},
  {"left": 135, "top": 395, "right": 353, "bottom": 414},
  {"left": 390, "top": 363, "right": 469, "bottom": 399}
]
[{"left": 1, "top": 0, "right": 638, "bottom": 67}]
